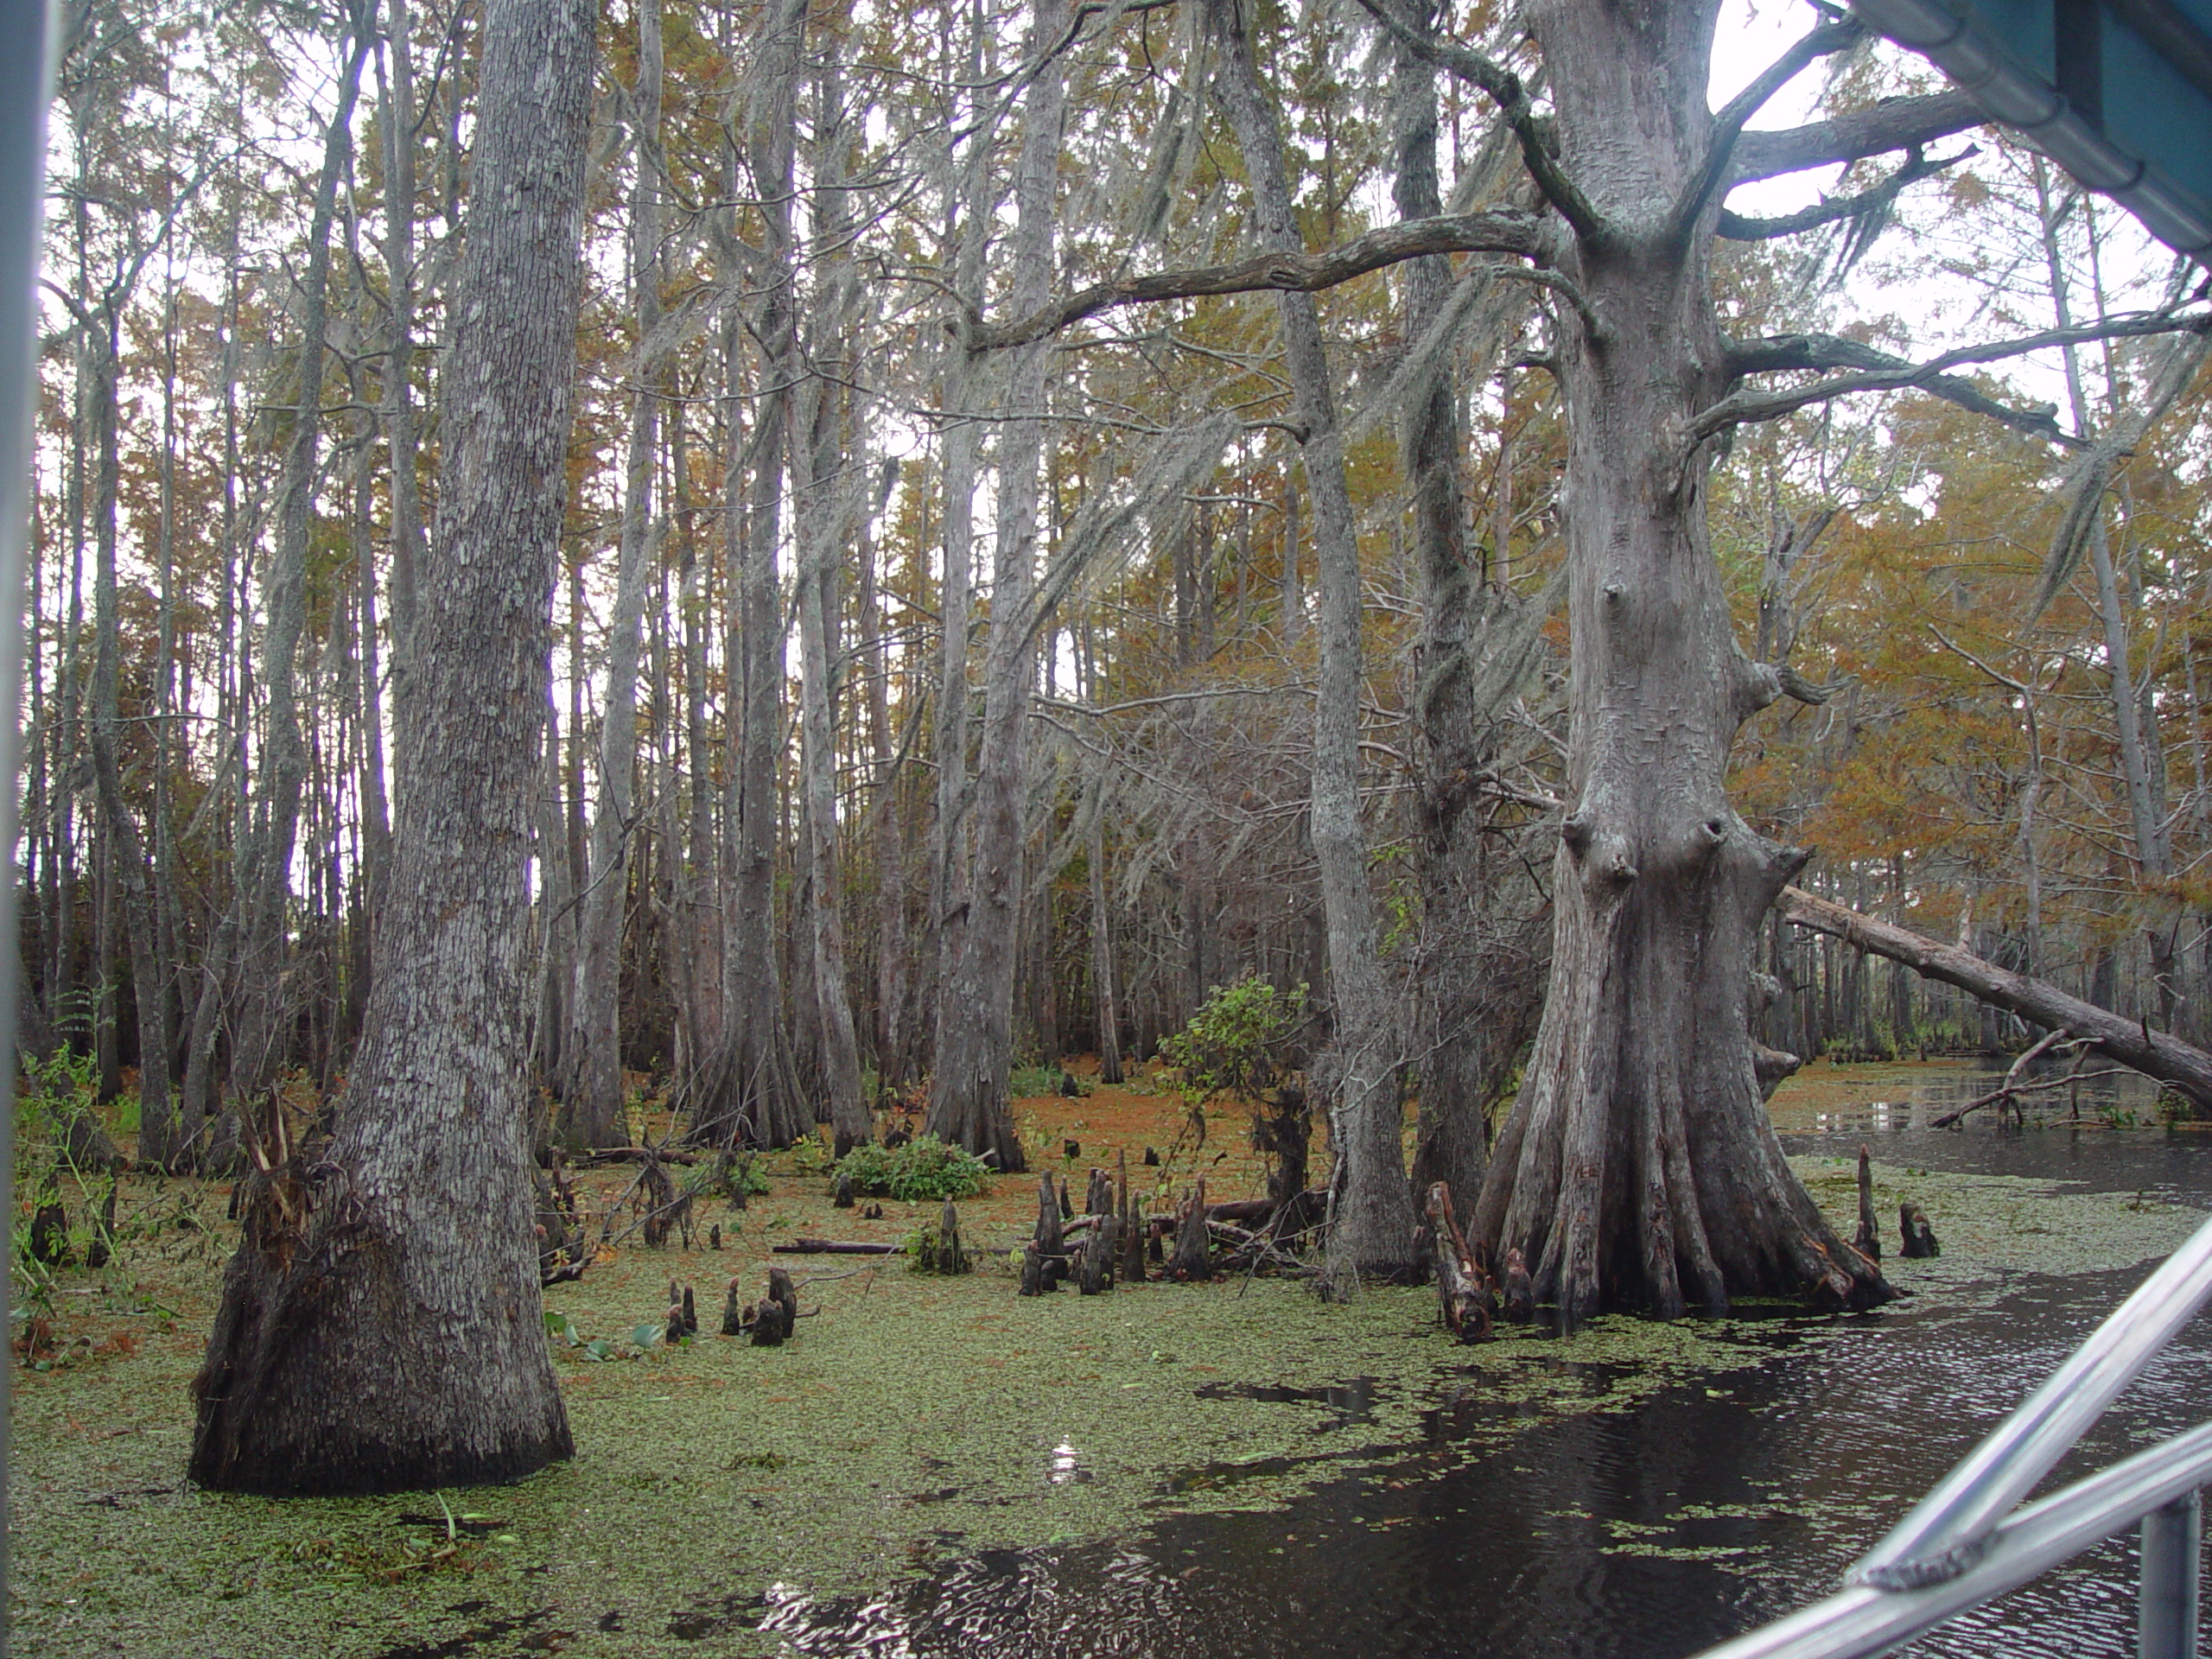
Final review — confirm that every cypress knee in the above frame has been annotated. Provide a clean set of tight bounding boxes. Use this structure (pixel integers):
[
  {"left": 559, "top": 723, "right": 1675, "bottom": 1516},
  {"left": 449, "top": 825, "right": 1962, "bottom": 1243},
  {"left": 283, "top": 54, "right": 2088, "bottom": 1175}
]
[
  {"left": 1900, "top": 1201, "right": 1940, "bottom": 1259},
  {"left": 1853, "top": 1145, "right": 1881, "bottom": 1261}
]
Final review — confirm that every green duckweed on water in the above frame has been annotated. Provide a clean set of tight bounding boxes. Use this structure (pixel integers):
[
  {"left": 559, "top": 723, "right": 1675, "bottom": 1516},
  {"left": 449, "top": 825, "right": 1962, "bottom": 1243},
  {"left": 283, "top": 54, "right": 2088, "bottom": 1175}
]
[{"left": 10, "top": 1154, "right": 2203, "bottom": 1658}]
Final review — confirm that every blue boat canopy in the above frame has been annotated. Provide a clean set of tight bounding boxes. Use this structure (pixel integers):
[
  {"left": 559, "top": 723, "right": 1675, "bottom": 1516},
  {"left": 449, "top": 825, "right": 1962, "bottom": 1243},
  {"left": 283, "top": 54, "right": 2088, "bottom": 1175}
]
[{"left": 1852, "top": 0, "right": 2212, "bottom": 257}]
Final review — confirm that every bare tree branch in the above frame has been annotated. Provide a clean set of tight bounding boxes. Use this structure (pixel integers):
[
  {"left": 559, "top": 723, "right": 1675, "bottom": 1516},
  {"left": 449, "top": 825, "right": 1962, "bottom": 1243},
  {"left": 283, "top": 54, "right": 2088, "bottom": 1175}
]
[
  {"left": 1730, "top": 89, "right": 1985, "bottom": 185},
  {"left": 964, "top": 210, "right": 1548, "bottom": 350},
  {"left": 1348, "top": 0, "right": 1612, "bottom": 246},
  {"left": 1699, "top": 313, "right": 2212, "bottom": 446},
  {"left": 1674, "top": 17, "right": 1863, "bottom": 248},
  {"left": 1718, "top": 143, "right": 1974, "bottom": 240},
  {"left": 1779, "top": 886, "right": 2212, "bottom": 1109}
]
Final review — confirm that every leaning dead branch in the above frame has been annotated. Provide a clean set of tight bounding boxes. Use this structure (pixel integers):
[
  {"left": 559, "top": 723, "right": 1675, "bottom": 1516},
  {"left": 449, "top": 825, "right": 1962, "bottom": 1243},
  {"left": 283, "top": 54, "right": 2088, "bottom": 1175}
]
[{"left": 1779, "top": 886, "right": 2212, "bottom": 1111}]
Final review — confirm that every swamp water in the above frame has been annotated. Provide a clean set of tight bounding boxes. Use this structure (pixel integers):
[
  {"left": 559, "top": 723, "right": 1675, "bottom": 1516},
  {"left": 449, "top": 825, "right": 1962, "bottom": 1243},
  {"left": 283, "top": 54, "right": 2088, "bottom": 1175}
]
[
  {"left": 13, "top": 1064, "right": 2212, "bottom": 1659},
  {"left": 766, "top": 1070, "right": 2212, "bottom": 1659}
]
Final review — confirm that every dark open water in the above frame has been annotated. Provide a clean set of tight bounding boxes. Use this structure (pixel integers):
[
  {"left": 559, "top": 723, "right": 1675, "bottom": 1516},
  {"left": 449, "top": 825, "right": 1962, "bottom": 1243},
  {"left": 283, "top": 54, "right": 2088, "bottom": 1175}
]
[{"left": 765, "top": 1071, "right": 2212, "bottom": 1659}]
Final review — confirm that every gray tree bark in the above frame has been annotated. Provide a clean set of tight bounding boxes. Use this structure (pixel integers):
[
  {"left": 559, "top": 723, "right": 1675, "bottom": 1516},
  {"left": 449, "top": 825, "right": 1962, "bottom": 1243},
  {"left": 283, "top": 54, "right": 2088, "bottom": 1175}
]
[
  {"left": 86, "top": 310, "right": 173, "bottom": 1166},
  {"left": 1465, "top": 0, "right": 1887, "bottom": 1327},
  {"left": 1394, "top": 2, "right": 1496, "bottom": 1234},
  {"left": 559, "top": 0, "right": 664, "bottom": 1148},
  {"left": 379, "top": 0, "right": 424, "bottom": 692},
  {"left": 684, "top": 0, "right": 810, "bottom": 1147},
  {"left": 794, "top": 40, "right": 871, "bottom": 1154},
  {"left": 925, "top": 0, "right": 1066, "bottom": 1174},
  {"left": 927, "top": 0, "right": 991, "bottom": 1128},
  {"left": 230, "top": 19, "right": 373, "bottom": 1109},
  {"left": 189, "top": 0, "right": 594, "bottom": 1493},
  {"left": 1205, "top": 0, "right": 1420, "bottom": 1284}
]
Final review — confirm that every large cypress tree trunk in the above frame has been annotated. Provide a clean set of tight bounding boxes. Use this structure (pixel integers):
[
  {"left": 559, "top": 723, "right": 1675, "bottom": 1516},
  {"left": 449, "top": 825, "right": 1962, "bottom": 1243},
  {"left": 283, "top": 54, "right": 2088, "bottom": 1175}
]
[
  {"left": 188, "top": 0, "right": 594, "bottom": 1493},
  {"left": 1206, "top": 0, "right": 1420, "bottom": 1283},
  {"left": 925, "top": 0, "right": 1065, "bottom": 1174},
  {"left": 1468, "top": 0, "right": 1888, "bottom": 1328}
]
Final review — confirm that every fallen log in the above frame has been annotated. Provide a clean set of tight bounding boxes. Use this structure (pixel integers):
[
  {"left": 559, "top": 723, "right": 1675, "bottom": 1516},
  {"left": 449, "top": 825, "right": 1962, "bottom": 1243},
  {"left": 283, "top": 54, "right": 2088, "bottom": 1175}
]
[
  {"left": 1779, "top": 886, "right": 2212, "bottom": 1112},
  {"left": 769, "top": 1238, "right": 898, "bottom": 1255},
  {"left": 578, "top": 1146, "right": 704, "bottom": 1166}
]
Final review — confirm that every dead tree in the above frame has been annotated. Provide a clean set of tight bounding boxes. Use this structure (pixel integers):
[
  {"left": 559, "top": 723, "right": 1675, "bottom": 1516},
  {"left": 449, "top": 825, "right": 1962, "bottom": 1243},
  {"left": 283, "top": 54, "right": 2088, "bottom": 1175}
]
[{"left": 1783, "top": 886, "right": 2212, "bottom": 1112}]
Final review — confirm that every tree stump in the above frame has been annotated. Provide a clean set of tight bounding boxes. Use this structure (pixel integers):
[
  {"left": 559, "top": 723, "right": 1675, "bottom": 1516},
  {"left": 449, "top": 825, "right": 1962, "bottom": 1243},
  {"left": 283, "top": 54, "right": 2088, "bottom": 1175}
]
[
  {"left": 1900, "top": 1201, "right": 1940, "bottom": 1259},
  {"left": 721, "top": 1280, "right": 745, "bottom": 1337},
  {"left": 1019, "top": 1242, "right": 1058, "bottom": 1295},
  {"left": 1853, "top": 1145, "right": 1881, "bottom": 1262},
  {"left": 1142, "top": 1147, "right": 1159, "bottom": 1166},
  {"left": 1500, "top": 1246, "right": 1535, "bottom": 1323},
  {"left": 1254, "top": 1085, "right": 1311, "bottom": 1213},
  {"left": 1424, "top": 1182, "right": 1495, "bottom": 1342},
  {"left": 749, "top": 1300, "right": 786, "bottom": 1345},
  {"left": 1119, "top": 1158, "right": 1146, "bottom": 1284},
  {"left": 28, "top": 1198, "right": 68, "bottom": 1267},
  {"left": 86, "top": 1176, "right": 118, "bottom": 1272},
  {"left": 1171, "top": 1179, "right": 1212, "bottom": 1281},
  {"left": 767, "top": 1266, "right": 798, "bottom": 1332},
  {"left": 834, "top": 1172, "right": 855, "bottom": 1209},
  {"left": 709, "top": 1224, "right": 721, "bottom": 1251},
  {"left": 936, "top": 1200, "right": 969, "bottom": 1276},
  {"left": 640, "top": 1156, "right": 677, "bottom": 1249}
]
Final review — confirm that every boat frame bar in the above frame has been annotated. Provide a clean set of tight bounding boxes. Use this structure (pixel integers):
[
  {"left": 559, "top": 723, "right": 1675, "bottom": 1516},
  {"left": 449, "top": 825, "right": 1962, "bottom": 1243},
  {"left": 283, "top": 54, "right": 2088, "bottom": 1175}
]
[{"left": 1697, "top": 1206, "right": 2212, "bottom": 1659}]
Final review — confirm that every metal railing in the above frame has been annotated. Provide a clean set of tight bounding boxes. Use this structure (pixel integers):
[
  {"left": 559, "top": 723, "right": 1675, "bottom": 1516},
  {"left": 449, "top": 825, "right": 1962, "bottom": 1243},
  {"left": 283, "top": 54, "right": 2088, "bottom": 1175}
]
[{"left": 1695, "top": 1206, "right": 2212, "bottom": 1659}]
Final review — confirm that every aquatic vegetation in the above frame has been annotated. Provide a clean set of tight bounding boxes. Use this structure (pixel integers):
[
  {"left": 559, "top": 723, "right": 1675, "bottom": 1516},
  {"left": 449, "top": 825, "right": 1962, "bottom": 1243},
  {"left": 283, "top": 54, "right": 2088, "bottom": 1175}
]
[{"left": 11, "top": 1123, "right": 2204, "bottom": 1658}]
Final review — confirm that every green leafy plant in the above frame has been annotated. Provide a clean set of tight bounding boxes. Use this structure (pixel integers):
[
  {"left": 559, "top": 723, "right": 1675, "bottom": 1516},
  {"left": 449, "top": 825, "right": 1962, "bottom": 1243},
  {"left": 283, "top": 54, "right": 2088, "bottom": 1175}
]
[
  {"left": 1160, "top": 978, "right": 1306, "bottom": 1145},
  {"left": 834, "top": 1134, "right": 992, "bottom": 1202},
  {"left": 690, "top": 1150, "right": 772, "bottom": 1204}
]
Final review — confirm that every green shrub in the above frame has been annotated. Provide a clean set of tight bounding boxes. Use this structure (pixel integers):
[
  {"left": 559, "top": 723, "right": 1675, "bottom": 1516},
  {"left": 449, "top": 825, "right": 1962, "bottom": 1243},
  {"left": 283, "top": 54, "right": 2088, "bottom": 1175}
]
[
  {"left": 1161, "top": 977, "right": 1306, "bottom": 1110},
  {"left": 833, "top": 1134, "right": 992, "bottom": 1202},
  {"left": 688, "top": 1150, "right": 772, "bottom": 1203},
  {"left": 901, "top": 1223, "right": 938, "bottom": 1272}
]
